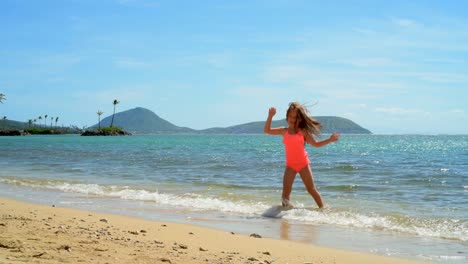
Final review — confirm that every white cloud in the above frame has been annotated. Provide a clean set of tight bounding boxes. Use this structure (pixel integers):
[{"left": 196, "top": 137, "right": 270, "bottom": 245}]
[
  {"left": 375, "top": 107, "right": 423, "bottom": 115},
  {"left": 417, "top": 73, "right": 467, "bottom": 83},
  {"left": 116, "top": 0, "right": 159, "bottom": 7},
  {"left": 34, "top": 53, "right": 83, "bottom": 66},
  {"left": 72, "top": 84, "right": 158, "bottom": 108},
  {"left": 362, "top": 82, "right": 406, "bottom": 89},
  {"left": 376, "top": 71, "right": 467, "bottom": 84},
  {"left": 450, "top": 109, "right": 465, "bottom": 115},
  {"left": 320, "top": 89, "right": 382, "bottom": 100},
  {"left": 113, "top": 57, "right": 150, "bottom": 69},
  {"left": 205, "top": 53, "right": 234, "bottom": 68},
  {"left": 264, "top": 65, "right": 310, "bottom": 82},
  {"left": 391, "top": 17, "right": 419, "bottom": 27},
  {"left": 336, "top": 57, "right": 393, "bottom": 67},
  {"left": 351, "top": 27, "right": 378, "bottom": 35},
  {"left": 229, "top": 86, "right": 280, "bottom": 97},
  {"left": 343, "top": 112, "right": 356, "bottom": 118},
  {"left": 350, "top": 103, "right": 367, "bottom": 109}
]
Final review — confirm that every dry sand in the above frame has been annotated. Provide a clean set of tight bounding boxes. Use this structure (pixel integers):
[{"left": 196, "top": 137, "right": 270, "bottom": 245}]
[{"left": 0, "top": 196, "right": 431, "bottom": 264}]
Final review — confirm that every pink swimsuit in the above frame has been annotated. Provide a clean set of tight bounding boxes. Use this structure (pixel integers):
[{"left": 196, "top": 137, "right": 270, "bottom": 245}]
[{"left": 282, "top": 130, "right": 310, "bottom": 172}]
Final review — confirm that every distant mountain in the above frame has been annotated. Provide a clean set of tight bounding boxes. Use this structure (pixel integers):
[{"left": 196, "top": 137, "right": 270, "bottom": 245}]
[
  {"left": 91, "top": 107, "right": 371, "bottom": 134},
  {"left": 91, "top": 107, "right": 194, "bottom": 134},
  {"left": 200, "top": 116, "right": 371, "bottom": 134},
  {"left": 1, "top": 119, "right": 28, "bottom": 131}
]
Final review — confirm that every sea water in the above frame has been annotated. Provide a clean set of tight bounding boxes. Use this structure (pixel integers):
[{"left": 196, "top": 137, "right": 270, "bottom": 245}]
[{"left": 0, "top": 134, "right": 467, "bottom": 263}]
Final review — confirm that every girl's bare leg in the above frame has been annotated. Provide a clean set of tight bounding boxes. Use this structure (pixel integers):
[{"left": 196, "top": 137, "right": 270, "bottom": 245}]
[
  {"left": 282, "top": 167, "right": 297, "bottom": 204},
  {"left": 299, "top": 166, "right": 324, "bottom": 208}
]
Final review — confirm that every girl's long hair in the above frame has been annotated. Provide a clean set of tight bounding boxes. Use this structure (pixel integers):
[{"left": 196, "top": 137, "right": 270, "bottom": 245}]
[{"left": 286, "top": 102, "right": 322, "bottom": 137}]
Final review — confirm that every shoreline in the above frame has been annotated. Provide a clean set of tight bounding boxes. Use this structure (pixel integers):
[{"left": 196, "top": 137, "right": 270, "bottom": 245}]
[{"left": 0, "top": 196, "right": 432, "bottom": 264}]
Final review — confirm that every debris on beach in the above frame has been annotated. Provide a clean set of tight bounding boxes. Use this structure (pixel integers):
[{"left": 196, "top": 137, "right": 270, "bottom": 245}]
[
  {"left": 57, "top": 245, "right": 72, "bottom": 252},
  {"left": 159, "top": 257, "right": 172, "bottom": 263},
  {"left": 250, "top": 233, "right": 262, "bottom": 238}
]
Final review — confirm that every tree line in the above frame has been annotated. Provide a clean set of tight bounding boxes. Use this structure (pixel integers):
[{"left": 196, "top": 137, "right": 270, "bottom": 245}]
[
  {"left": 0, "top": 92, "right": 80, "bottom": 134},
  {"left": 1, "top": 93, "right": 128, "bottom": 136}
]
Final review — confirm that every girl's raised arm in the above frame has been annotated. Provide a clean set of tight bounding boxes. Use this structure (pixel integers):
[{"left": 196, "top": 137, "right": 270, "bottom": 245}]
[
  {"left": 264, "top": 107, "right": 285, "bottom": 135},
  {"left": 305, "top": 131, "right": 340, "bottom": 147}
]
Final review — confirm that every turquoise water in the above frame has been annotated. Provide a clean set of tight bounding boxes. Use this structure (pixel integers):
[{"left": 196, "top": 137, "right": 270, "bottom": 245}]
[{"left": 1, "top": 134, "right": 467, "bottom": 262}]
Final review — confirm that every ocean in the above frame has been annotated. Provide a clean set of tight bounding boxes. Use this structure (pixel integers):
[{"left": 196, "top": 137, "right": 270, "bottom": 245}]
[{"left": 0, "top": 134, "right": 467, "bottom": 263}]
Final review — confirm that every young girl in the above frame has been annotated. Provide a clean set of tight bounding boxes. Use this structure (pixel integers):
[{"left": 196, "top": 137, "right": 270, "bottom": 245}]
[{"left": 264, "top": 102, "right": 340, "bottom": 209}]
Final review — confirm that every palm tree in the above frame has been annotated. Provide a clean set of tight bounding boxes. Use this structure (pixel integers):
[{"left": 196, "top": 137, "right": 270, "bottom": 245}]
[
  {"left": 55, "top": 117, "right": 59, "bottom": 127},
  {"left": 28, "top": 119, "right": 33, "bottom": 129},
  {"left": 45, "top": 115, "right": 48, "bottom": 127},
  {"left": 97, "top": 110, "right": 104, "bottom": 130},
  {"left": 38, "top": 116, "right": 42, "bottom": 127},
  {"left": 110, "top": 99, "right": 119, "bottom": 127},
  {"left": 2, "top": 116, "right": 6, "bottom": 131},
  {"left": 0, "top": 93, "right": 5, "bottom": 104},
  {"left": 50, "top": 117, "right": 53, "bottom": 127}
]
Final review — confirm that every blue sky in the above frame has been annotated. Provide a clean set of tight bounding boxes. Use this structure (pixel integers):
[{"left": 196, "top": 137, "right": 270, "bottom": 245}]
[{"left": 1, "top": 0, "right": 467, "bottom": 134}]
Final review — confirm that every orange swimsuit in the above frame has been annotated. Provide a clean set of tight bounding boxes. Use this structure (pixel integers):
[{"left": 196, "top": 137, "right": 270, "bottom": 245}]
[{"left": 282, "top": 130, "right": 310, "bottom": 172}]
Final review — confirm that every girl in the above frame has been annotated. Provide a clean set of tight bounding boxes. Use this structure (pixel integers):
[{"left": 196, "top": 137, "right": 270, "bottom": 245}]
[{"left": 264, "top": 102, "right": 340, "bottom": 208}]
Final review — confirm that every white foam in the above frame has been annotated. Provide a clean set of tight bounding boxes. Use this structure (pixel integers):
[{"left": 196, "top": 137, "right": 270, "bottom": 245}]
[
  {"left": 38, "top": 181, "right": 265, "bottom": 215},
  {"left": 282, "top": 208, "right": 468, "bottom": 242},
  {"left": 2, "top": 177, "right": 467, "bottom": 242}
]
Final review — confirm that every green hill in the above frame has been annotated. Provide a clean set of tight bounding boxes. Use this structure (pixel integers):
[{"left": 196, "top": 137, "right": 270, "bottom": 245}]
[
  {"left": 0, "top": 119, "right": 28, "bottom": 131},
  {"left": 91, "top": 107, "right": 371, "bottom": 134},
  {"left": 91, "top": 107, "right": 194, "bottom": 134},
  {"left": 200, "top": 116, "right": 371, "bottom": 134}
]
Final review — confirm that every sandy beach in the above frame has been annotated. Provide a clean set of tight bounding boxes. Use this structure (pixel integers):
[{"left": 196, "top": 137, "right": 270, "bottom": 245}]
[{"left": 0, "top": 196, "right": 433, "bottom": 264}]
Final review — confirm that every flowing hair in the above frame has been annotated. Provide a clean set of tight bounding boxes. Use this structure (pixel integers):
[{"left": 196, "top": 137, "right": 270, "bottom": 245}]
[{"left": 286, "top": 102, "right": 322, "bottom": 137}]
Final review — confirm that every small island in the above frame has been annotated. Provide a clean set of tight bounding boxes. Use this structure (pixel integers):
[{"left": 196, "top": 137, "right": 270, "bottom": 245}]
[
  {"left": 80, "top": 99, "right": 131, "bottom": 136},
  {"left": 81, "top": 126, "right": 132, "bottom": 136}
]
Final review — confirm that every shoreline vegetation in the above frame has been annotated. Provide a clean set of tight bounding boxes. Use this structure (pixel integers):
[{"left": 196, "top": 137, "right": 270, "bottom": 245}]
[
  {"left": 0, "top": 127, "right": 132, "bottom": 137},
  {"left": 0, "top": 127, "right": 83, "bottom": 136},
  {"left": 0, "top": 196, "right": 431, "bottom": 264},
  {"left": 81, "top": 126, "right": 132, "bottom": 136},
  {"left": 0, "top": 97, "right": 134, "bottom": 137}
]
